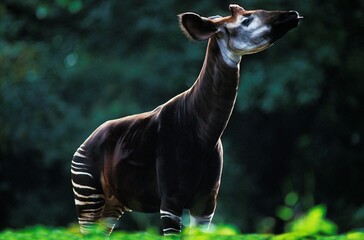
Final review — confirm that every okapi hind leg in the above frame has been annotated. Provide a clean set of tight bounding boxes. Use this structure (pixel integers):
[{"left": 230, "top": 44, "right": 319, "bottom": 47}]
[
  {"left": 71, "top": 146, "right": 106, "bottom": 234},
  {"left": 100, "top": 196, "right": 127, "bottom": 235}
]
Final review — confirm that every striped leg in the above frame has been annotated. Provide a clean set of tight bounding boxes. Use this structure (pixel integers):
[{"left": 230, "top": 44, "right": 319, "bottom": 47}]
[
  {"left": 101, "top": 196, "right": 128, "bottom": 235},
  {"left": 160, "top": 210, "right": 182, "bottom": 235},
  {"left": 190, "top": 213, "right": 214, "bottom": 229},
  {"left": 99, "top": 217, "right": 120, "bottom": 236},
  {"left": 71, "top": 146, "right": 105, "bottom": 234}
]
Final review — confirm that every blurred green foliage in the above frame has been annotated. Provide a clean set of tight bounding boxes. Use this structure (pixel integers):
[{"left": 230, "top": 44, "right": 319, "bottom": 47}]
[
  {"left": 1, "top": 0, "right": 364, "bottom": 234},
  {"left": 1, "top": 224, "right": 364, "bottom": 240},
  {"left": 287, "top": 205, "right": 337, "bottom": 236}
]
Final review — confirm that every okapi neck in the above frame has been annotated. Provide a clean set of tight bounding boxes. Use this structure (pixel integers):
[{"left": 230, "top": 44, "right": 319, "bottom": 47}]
[{"left": 186, "top": 37, "right": 240, "bottom": 148}]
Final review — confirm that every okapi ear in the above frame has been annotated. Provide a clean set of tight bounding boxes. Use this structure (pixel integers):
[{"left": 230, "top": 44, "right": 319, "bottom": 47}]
[{"left": 178, "top": 13, "right": 219, "bottom": 41}]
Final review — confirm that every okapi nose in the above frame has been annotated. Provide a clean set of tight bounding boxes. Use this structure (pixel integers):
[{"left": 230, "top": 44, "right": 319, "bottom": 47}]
[
  {"left": 273, "top": 10, "right": 303, "bottom": 27},
  {"left": 288, "top": 10, "right": 303, "bottom": 19}
]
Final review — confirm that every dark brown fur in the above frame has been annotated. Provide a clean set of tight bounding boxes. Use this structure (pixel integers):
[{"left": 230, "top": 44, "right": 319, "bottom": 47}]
[
  {"left": 81, "top": 36, "right": 238, "bottom": 215},
  {"left": 72, "top": 5, "right": 302, "bottom": 234}
]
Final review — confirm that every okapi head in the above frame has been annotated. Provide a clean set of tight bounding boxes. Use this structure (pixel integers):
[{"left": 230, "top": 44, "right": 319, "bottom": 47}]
[{"left": 179, "top": 4, "right": 302, "bottom": 64}]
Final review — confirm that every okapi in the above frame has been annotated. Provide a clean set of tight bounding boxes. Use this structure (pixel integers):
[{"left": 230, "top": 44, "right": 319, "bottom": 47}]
[{"left": 71, "top": 3, "right": 302, "bottom": 235}]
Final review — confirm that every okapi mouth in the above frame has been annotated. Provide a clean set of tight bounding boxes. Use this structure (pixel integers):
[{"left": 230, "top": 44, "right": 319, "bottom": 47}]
[{"left": 270, "top": 11, "right": 303, "bottom": 42}]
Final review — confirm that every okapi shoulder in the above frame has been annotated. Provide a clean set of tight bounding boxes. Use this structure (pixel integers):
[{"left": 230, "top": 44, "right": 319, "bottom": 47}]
[
  {"left": 103, "top": 111, "right": 160, "bottom": 175},
  {"left": 84, "top": 110, "right": 160, "bottom": 150}
]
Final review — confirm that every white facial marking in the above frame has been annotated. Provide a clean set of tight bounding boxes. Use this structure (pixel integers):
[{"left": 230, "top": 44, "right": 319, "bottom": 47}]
[
  {"left": 217, "top": 37, "right": 241, "bottom": 67},
  {"left": 245, "top": 17, "right": 271, "bottom": 38},
  {"left": 216, "top": 12, "right": 274, "bottom": 66},
  {"left": 247, "top": 17, "right": 260, "bottom": 29},
  {"left": 227, "top": 15, "right": 272, "bottom": 54},
  {"left": 251, "top": 25, "right": 270, "bottom": 38}
]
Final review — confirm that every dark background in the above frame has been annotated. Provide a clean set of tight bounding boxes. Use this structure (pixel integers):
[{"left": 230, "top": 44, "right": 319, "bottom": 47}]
[{"left": 1, "top": 0, "right": 363, "bottom": 233}]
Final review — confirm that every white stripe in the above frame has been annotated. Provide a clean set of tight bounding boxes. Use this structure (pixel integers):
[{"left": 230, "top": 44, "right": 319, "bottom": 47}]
[
  {"left": 79, "top": 219, "right": 96, "bottom": 223},
  {"left": 163, "top": 228, "right": 181, "bottom": 232},
  {"left": 75, "top": 199, "right": 104, "bottom": 206},
  {"left": 160, "top": 210, "right": 182, "bottom": 223},
  {"left": 79, "top": 217, "right": 95, "bottom": 222},
  {"left": 80, "top": 212, "right": 102, "bottom": 219},
  {"left": 79, "top": 223, "right": 96, "bottom": 234},
  {"left": 73, "top": 189, "right": 104, "bottom": 199},
  {"left": 71, "top": 160, "right": 88, "bottom": 166},
  {"left": 79, "top": 220, "right": 95, "bottom": 225},
  {"left": 71, "top": 180, "right": 97, "bottom": 190},
  {"left": 82, "top": 206, "right": 105, "bottom": 213},
  {"left": 71, "top": 165, "right": 87, "bottom": 170},
  {"left": 124, "top": 206, "right": 132, "bottom": 212},
  {"left": 71, "top": 169, "right": 93, "bottom": 178},
  {"left": 191, "top": 213, "right": 214, "bottom": 220},
  {"left": 74, "top": 151, "right": 87, "bottom": 158}
]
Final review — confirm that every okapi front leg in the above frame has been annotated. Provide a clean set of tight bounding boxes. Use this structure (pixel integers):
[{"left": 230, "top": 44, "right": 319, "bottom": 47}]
[
  {"left": 190, "top": 193, "right": 217, "bottom": 230},
  {"left": 160, "top": 208, "right": 182, "bottom": 235},
  {"left": 190, "top": 142, "right": 222, "bottom": 230},
  {"left": 190, "top": 212, "right": 214, "bottom": 229},
  {"left": 158, "top": 182, "right": 184, "bottom": 235},
  {"left": 156, "top": 133, "right": 184, "bottom": 235}
]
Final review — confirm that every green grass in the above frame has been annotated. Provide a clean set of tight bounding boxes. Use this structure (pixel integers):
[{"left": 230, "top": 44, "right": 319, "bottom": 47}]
[{"left": 0, "top": 225, "right": 363, "bottom": 240}]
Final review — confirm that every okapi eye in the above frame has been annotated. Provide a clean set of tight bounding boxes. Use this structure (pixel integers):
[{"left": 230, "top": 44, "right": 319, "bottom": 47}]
[{"left": 241, "top": 17, "right": 253, "bottom": 27}]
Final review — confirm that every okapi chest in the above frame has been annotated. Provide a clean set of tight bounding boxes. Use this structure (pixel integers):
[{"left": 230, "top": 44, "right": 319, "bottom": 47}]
[{"left": 71, "top": 3, "right": 302, "bottom": 236}]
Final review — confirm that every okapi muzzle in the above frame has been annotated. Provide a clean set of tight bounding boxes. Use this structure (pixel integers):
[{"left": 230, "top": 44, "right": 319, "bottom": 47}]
[{"left": 71, "top": 3, "right": 302, "bottom": 236}]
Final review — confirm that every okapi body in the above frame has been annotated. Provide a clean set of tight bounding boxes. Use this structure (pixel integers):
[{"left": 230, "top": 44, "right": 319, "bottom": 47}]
[{"left": 71, "top": 4, "right": 302, "bottom": 235}]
